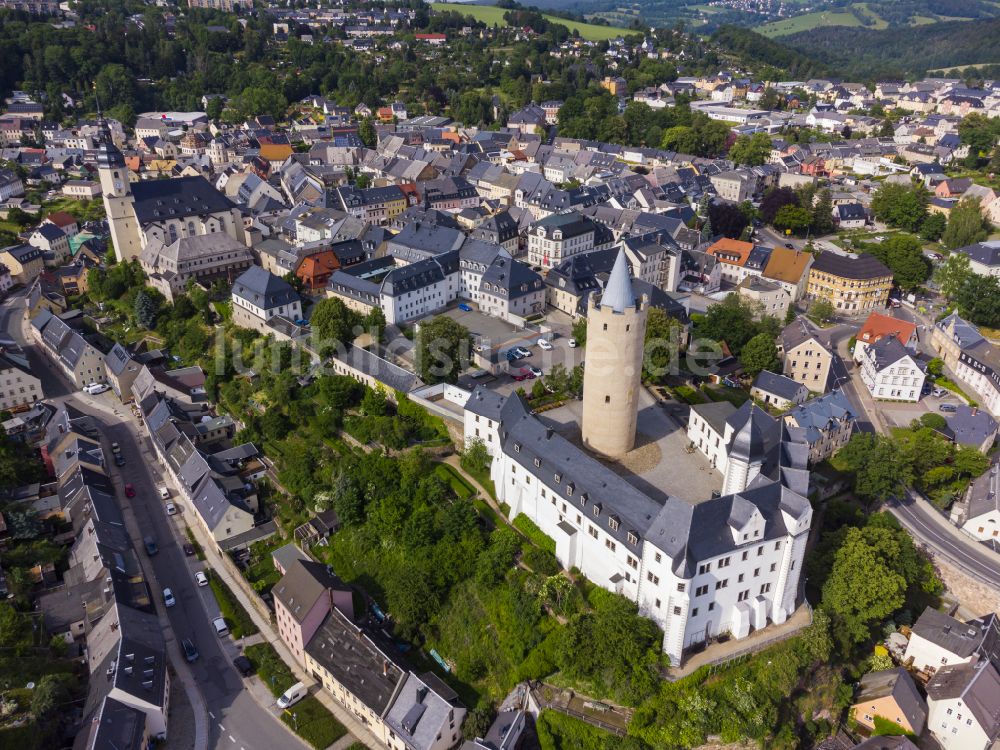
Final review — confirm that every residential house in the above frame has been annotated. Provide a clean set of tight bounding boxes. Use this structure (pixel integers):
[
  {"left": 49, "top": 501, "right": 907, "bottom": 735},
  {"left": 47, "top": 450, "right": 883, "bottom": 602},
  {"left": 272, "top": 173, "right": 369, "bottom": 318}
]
[
  {"left": 762, "top": 246, "right": 813, "bottom": 302},
  {"left": 931, "top": 313, "right": 1000, "bottom": 418},
  {"left": 956, "top": 240, "right": 1000, "bottom": 279},
  {"left": 956, "top": 465, "right": 1000, "bottom": 545},
  {"left": 231, "top": 265, "right": 303, "bottom": 336},
  {"left": 383, "top": 672, "right": 467, "bottom": 750},
  {"left": 29, "top": 223, "right": 71, "bottom": 263},
  {"left": 903, "top": 607, "right": 1000, "bottom": 674},
  {"left": 707, "top": 238, "right": 772, "bottom": 286},
  {"left": 0, "top": 244, "right": 44, "bottom": 285},
  {"left": 737, "top": 276, "right": 790, "bottom": 320},
  {"left": 273, "top": 557, "right": 353, "bottom": 665},
  {"left": 31, "top": 309, "right": 107, "bottom": 389},
  {"left": 859, "top": 336, "right": 925, "bottom": 402},
  {"left": 854, "top": 311, "right": 918, "bottom": 363},
  {"left": 45, "top": 211, "right": 80, "bottom": 238},
  {"left": 710, "top": 171, "right": 753, "bottom": 203},
  {"left": 943, "top": 405, "right": 998, "bottom": 454},
  {"left": 851, "top": 668, "right": 926, "bottom": 736},
  {"left": 779, "top": 319, "right": 834, "bottom": 392},
  {"left": 926, "top": 660, "right": 1000, "bottom": 750},
  {"left": 781, "top": 390, "right": 855, "bottom": 464},
  {"left": 296, "top": 250, "right": 340, "bottom": 293},
  {"left": 806, "top": 252, "right": 893, "bottom": 314},
  {"left": 835, "top": 203, "right": 867, "bottom": 229},
  {"left": 0, "top": 349, "right": 42, "bottom": 410},
  {"left": 750, "top": 371, "right": 808, "bottom": 411},
  {"left": 139, "top": 233, "right": 254, "bottom": 301},
  {"left": 526, "top": 213, "right": 597, "bottom": 269},
  {"left": 103, "top": 343, "right": 141, "bottom": 403}
]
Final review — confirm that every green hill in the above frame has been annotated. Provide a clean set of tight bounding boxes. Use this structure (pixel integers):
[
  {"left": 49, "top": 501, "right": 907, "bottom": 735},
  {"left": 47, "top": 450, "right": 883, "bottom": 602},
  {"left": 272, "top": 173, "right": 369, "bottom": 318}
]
[{"left": 429, "top": 2, "right": 629, "bottom": 40}]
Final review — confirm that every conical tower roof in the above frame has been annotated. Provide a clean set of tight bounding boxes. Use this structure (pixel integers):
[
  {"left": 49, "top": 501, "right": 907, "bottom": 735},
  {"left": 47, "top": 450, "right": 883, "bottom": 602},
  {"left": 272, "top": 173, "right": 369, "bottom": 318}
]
[
  {"left": 96, "top": 118, "right": 125, "bottom": 170},
  {"left": 600, "top": 248, "right": 636, "bottom": 314}
]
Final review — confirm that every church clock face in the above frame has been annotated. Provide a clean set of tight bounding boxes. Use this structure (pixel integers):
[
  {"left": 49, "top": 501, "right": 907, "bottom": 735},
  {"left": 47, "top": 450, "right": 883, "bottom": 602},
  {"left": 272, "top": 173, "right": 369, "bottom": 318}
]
[{"left": 114, "top": 180, "right": 123, "bottom": 191}]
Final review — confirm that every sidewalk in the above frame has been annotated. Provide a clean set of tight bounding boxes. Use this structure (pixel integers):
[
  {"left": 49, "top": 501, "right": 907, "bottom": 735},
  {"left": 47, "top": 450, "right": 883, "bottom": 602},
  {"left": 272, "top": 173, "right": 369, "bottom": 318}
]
[
  {"left": 904, "top": 490, "right": 999, "bottom": 563},
  {"left": 179, "top": 505, "right": 383, "bottom": 750}
]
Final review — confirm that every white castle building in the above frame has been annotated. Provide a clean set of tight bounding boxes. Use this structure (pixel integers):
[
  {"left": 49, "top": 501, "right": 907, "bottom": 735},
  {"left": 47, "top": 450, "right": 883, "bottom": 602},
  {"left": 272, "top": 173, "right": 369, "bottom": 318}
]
[{"left": 463, "top": 250, "right": 812, "bottom": 666}]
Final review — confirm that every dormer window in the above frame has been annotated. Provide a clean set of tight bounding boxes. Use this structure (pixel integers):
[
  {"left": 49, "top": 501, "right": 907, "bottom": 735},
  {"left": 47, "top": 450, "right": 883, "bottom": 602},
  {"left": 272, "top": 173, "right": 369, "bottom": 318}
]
[
  {"left": 513, "top": 443, "right": 521, "bottom": 453},
  {"left": 534, "top": 457, "right": 541, "bottom": 468},
  {"left": 592, "top": 503, "right": 601, "bottom": 517},
  {"left": 565, "top": 483, "right": 574, "bottom": 496},
  {"left": 627, "top": 531, "right": 638, "bottom": 545},
  {"left": 609, "top": 516, "right": 620, "bottom": 532},
  {"left": 554, "top": 473, "right": 561, "bottom": 483},
  {"left": 579, "top": 492, "right": 588, "bottom": 507}
]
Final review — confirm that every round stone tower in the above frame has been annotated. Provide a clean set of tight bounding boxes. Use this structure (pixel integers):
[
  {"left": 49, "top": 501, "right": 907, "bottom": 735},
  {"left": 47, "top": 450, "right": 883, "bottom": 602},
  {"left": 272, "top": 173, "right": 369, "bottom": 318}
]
[{"left": 581, "top": 249, "right": 647, "bottom": 458}]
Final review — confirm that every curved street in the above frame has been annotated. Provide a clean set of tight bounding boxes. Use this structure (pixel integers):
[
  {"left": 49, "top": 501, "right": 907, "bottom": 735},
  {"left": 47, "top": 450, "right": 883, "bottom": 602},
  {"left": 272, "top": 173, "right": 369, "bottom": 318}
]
[{"left": 4, "top": 291, "right": 308, "bottom": 750}]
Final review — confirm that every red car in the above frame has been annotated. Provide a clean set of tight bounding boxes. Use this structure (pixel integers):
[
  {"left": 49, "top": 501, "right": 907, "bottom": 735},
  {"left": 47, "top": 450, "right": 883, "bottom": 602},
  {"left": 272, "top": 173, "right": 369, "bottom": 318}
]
[{"left": 124, "top": 483, "right": 136, "bottom": 498}]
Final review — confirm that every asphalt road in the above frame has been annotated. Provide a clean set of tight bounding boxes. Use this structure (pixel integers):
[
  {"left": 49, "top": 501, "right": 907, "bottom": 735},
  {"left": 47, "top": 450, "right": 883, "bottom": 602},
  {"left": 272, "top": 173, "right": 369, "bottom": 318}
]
[
  {"left": 889, "top": 493, "right": 1000, "bottom": 592},
  {"left": 5, "top": 293, "right": 306, "bottom": 750}
]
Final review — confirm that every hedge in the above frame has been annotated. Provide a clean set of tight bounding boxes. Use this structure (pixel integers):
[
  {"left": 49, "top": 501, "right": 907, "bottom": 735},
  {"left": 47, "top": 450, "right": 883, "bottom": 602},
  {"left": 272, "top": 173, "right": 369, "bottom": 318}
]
[
  {"left": 513, "top": 513, "right": 557, "bottom": 554},
  {"left": 207, "top": 573, "right": 259, "bottom": 639}
]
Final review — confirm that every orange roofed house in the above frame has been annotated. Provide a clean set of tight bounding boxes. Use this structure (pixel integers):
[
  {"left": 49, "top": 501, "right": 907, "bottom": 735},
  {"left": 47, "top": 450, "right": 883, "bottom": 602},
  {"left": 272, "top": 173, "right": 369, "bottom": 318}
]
[
  {"left": 762, "top": 245, "right": 813, "bottom": 302},
  {"left": 296, "top": 249, "right": 340, "bottom": 293},
  {"left": 707, "top": 237, "right": 773, "bottom": 286},
  {"left": 853, "top": 310, "right": 917, "bottom": 363}
]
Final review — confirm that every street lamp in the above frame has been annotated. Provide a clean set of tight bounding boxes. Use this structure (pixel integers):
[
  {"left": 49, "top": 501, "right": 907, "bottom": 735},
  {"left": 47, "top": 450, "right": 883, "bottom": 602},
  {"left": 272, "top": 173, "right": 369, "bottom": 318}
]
[{"left": 292, "top": 712, "right": 298, "bottom": 732}]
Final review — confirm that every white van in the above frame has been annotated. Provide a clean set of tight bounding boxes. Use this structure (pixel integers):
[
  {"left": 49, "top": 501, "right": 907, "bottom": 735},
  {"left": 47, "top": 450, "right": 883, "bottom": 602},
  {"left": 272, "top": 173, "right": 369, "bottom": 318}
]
[
  {"left": 212, "top": 617, "right": 229, "bottom": 637},
  {"left": 277, "top": 681, "right": 307, "bottom": 709}
]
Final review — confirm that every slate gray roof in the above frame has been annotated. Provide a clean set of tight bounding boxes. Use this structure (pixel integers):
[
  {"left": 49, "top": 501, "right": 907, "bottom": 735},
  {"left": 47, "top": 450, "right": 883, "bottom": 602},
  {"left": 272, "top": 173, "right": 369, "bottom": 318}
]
[
  {"left": 131, "top": 176, "right": 236, "bottom": 224},
  {"left": 945, "top": 405, "right": 998, "bottom": 449},
  {"left": 104, "top": 343, "right": 135, "bottom": 377},
  {"left": 272, "top": 559, "right": 350, "bottom": 624},
  {"left": 855, "top": 668, "right": 927, "bottom": 734},
  {"left": 691, "top": 400, "right": 737, "bottom": 437},
  {"left": 304, "top": 607, "right": 404, "bottom": 716},
  {"left": 753, "top": 370, "right": 806, "bottom": 402},
  {"left": 866, "top": 336, "right": 919, "bottom": 373},
  {"left": 811, "top": 251, "right": 891, "bottom": 280},
  {"left": 781, "top": 318, "right": 831, "bottom": 355},
  {"left": 384, "top": 672, "right": 462, "bottom": 750},
  {"left": 966, "top": 464, "right": 1000, "bottom": 525},
  {"left": 599, "top": 249, "right": 636, "bottom": 314},
  {"left": 911, "top": 608, "right": 1000, "bottom": 667},
  {"left": 464, "top": 386, "right": 505, "bottom": 422},
  {"left": 88, "top": 697, "right": 148, "bottom": 750},
  {"left": 479, "top": 255, "right": 543, "bottom": 301},
  {"left": 381, "top": 251, "right": 459, "bottom": 297},
  {"left": 926, "top": 660, "right": 1000, "bottom": 738},
  {"left": 958, "top": 240, "right": 1000, "bottom": 268},
  {"left": 232, "top": 265, "right": 300, "bottom": 309},
  {"left": 387, "top": 222, "right": 465, "bottom": 262},
  {"left": 782, "top": 390, "right": 855, "bottom": 443},
  {"left": 333, "top": 345, "right": 422, "bottom": 393}
]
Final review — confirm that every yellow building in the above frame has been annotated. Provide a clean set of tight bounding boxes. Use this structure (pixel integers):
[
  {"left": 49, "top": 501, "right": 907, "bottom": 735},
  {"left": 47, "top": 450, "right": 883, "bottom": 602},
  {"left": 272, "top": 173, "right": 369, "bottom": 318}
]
[
  {"left": 806, "top": 252, "right": 893, "bottom": 314},
  {"left": 0, "top": 244, "right": 44, "bottom": 285}
]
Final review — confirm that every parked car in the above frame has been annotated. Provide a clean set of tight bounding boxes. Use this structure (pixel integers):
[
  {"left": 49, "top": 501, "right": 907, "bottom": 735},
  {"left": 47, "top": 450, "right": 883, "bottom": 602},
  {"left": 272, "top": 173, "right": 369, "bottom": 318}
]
[
  {"left": 512, "top": 370, "right": 528, "bottom": 382},
  {"left": 182, "top": 638, "right": 199, "bottom": 663},
  {"left": 568, "top": 338, "right": 578, "bottom": 348},
  {"left": 458, "top": 303, "right": 472, "bottom": 312},
  {"left": 158, "top": 486, "right": 170, "bottom": 499},
  {"left": 515, "top": 346, "right": 531, "bottom": 358},
  {"left": 165, "top": 502, "right": 177, "bottom": 516},
  {"left": 212, "top": 617, "right": 229, "bottom": 637},
  {"left": 232, "top": 655, "right": 254, "bottom": 677},
  {"left": 124, "top": 483, "right": 136, "bottom": 498},
  {"left": 939, "top": 403, "right": 958, "bottom": 412},
  {"left": 83, "top": 382, "right": 109, "bottom": 395},
  {"left": 114, "top": 454, "right": 126, "bottom": 466},
  {"left": 932, "top": 387, "right": 947, "bottom": 398},
  {"left": 195, "top": 571, "right": 209, "bottom": 587},
  {"left": 277, "top": 682, "right": 307, "bottom": 709},
  {"left": 293, "top": 318, "right": 308, "bottom": 326},
  {"left": 537, "top": 338, "right": 553, "bottom": 351},
  {"left": 784, "top": 242, "right": 794, "bottom": 249},
  {"left": 183, "top": 543, "right": 196, "bottom": 557},
  {"left": 163, "top": 588, "right": 176, "bottom": 608},
  {"left": 528, "top": 366, "right": 543, "bottom": 378},
  {"left": 111, "top": 442, "right": 121, "bottom": 454},
  {"left": 143, "top": 536, "right": 158, "bottom": 556}
]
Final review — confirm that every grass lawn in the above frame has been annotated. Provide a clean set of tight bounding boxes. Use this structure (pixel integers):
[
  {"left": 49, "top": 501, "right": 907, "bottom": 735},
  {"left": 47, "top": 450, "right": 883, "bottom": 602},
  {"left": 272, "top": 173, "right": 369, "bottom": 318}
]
[
  {"left": 208, "top": 572, "right": 260, "bottom": 638},
  {"left": 246, "top": 642, "right": 296, "bottom": 696},
  {"left": 430, "top": 2, "right": 629, "bottom": 40},
  {"left": 242, "top": 536, "right": 287, "bottom": 595},
  {"left": 756, "top": 2, "right": 887, "bottom": 36},
  {"left": 434, "top": 463, "right": 476, "bottom": 499},
  {"left": 281, "top": 696, "right": 347, "bottom": 749},
  {"left": 671, "top": 384, "right": 708, "bottom": 405},
  {"left": 512, "top": 513, "right": 557, "bottom": 554},
  {"left": 701, "top": 385, "right": 749, "bottom": 406}
]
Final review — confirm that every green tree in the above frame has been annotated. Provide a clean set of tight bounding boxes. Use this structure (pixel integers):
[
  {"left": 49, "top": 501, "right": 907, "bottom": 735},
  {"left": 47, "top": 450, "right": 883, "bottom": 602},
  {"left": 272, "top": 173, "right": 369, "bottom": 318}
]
[
  {"left": 935, "top": 252, "right": 972, "bottom": 299},
  {"left": 460, "top": 438, "right": 490, "bottom": 475},
  {"left": 358, "top": 117, "right": 377, "bottom": 148},
  {"left": 643, "top": 307, "right": 682, "bottom": 382},
  {"left": 31, "top": 674, "right": 71, "bottom": 718},
  {"left": 941, "top": 197, "right": 990, "bottom": 250},
  {"left": 571, "top": 317, "right": 587, "bottom": 346},
  {"left": 870, "top": 182, "right": 928, "bottom": 232},
  {"left": 133, "top": 288, "right": 163, "bottom": 329},
  {"left": 808, "top": 297, "right": 834, "bottom": 324},
  {"left": 773, "top": 204, "right": 812, "bottom": 234},
  {"left": 919, "top": 212, "right": 946, "bottom": 242},
  {"left": 415, "top": 315, "right": 470, "bottom": 384},
  {"left": 866, "top": 234, "right": 931, "bottom": 291},
  {"left": 310, "top": 298, "right": 360, "bottom": 347},
  {"left": 360, "top": 385, "right": 387, "bottom": 416},
  {"left": 955, "top": 274, "right": 1000, "bottom": 327},
  {"left": 811, "top": 189, "right": 835, "bottom": 236},
  {"left": 821, "top": 526, "right": 908, "bottom": 649},
  {"left": 740, "top": 331, "right": 779, "bottom": 377},
  {"left": 728, "top": 132, "right": 772, "bottom": 166}
]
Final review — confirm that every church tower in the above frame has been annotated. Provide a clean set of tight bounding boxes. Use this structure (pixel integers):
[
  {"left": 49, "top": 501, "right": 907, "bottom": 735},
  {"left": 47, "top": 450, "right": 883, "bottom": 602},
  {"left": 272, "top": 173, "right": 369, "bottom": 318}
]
[
  {"left": 97, "top": 121, "right": 142, "bottom": 262},
  {"left": 581, "top": 249, "right": 647, "bottom": 458}
]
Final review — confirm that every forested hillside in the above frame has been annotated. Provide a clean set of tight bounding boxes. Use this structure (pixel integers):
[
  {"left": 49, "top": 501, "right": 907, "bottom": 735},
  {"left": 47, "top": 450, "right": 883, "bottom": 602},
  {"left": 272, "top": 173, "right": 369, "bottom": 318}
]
[
  {"left": 781, "top": 18, "right": 1000, "bottom": 78},
  {"left": 710, "top": 26, "right": 828, "bottom": 79}
]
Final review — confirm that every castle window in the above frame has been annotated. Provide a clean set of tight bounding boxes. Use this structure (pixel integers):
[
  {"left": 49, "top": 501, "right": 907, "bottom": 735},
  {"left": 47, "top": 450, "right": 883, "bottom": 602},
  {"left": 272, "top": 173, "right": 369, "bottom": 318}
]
[
  {"left": 592, "top": 504, "right": 601, "bottom": 517},
  {"left": 609, "top": 516, "right": 620, "bottom": 532},
  {"left": 565, "top": 483, "right": 574, "bottom": 496},
  {"left": 554, "top": 473, "right": 561, "bottom": 483},
  {"left": 627, "top": 532, "right": 638, "bottom": 545}
]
